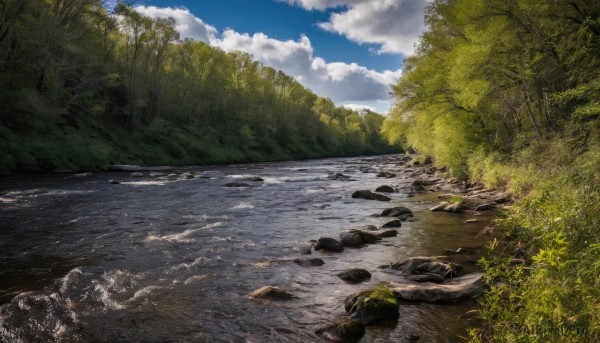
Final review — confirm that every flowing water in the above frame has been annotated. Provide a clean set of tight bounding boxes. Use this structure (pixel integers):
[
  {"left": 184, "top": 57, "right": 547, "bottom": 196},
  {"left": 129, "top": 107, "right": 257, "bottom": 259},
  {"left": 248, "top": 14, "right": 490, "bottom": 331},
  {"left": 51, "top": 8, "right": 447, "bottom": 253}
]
[{"left": 0, "top": 155, "right": 494, "bottom": 342}]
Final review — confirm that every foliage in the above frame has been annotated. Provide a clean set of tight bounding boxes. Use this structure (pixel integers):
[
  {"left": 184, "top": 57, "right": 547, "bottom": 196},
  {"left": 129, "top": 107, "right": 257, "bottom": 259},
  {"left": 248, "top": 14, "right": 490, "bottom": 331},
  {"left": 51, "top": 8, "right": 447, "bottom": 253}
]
[
  {"left": 380, "top": 0, "right": 600, "bottom": 341},
  {"left": 382, "top": 0, "right": 600, "bottom": 180},
  {"left": 0, "top": 1, "right": 400, "bottom": 174},
  {"left": 473, "top": 161, "right": 600, "bottom": 342}
]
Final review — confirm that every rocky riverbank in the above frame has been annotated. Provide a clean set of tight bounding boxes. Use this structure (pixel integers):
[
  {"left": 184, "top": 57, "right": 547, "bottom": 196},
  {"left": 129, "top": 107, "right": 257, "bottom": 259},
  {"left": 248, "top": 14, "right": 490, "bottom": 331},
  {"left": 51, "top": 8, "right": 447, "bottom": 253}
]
[{"left": 243, "top": 154, "right": 507, "bottom": 342}]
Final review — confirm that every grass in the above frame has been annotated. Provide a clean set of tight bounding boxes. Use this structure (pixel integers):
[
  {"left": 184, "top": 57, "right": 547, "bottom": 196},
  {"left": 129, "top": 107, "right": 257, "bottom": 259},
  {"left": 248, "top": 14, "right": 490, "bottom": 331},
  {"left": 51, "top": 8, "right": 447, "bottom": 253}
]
[
  {"left": 448, "top": 195, "right": 465, "bottom": 205},
  {"left": 466, "top": 138, "right": 600, "bottom": 343}
]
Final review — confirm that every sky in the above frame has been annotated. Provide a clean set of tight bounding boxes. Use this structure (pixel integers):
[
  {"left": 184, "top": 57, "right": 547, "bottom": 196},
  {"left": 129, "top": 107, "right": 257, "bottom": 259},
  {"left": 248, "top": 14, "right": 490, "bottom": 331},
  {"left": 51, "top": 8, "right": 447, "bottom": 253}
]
[{"left": 132, "top": 0, "right": 428, "bottom": 113}]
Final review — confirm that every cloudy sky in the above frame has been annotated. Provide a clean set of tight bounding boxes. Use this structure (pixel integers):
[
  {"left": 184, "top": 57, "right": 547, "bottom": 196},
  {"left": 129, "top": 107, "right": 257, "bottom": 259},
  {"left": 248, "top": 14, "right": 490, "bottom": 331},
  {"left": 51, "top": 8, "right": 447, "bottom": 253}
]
[{"left": 133, "top": 0, "right": 428, "bottom": 113}]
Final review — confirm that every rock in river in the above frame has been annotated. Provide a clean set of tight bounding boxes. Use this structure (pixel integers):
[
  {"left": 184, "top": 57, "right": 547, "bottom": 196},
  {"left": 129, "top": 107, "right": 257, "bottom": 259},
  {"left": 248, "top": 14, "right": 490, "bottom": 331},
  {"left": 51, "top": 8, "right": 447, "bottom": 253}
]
[
  {"left": 381, "top": 219, "right": 401, "bottom": 228},
  {"left": 391, "top": 257, "right": 463, "bottom": 278},
  {"left": 316, "top": 318, "right": 365, "bottom": 342},
  {"left": 373, "top": 229, "right": 398, "bottom": 238},
  {"left": 224, "top": 182, "right": 251, "bottom": 188},
  {"left": 406, "top": 274, "right": 445, "bottom": 283},
  {"left": 339, "top": 229, "right": 380, "bottom": 247},
  {"left": 329, "top": 173, "right": 352, "bottom": 181},
  {"left": 389, "top": 272, "right": 486, "bottom": 302},
  {"left": 293, "top": 258, "right": 324, "bottom": 267},
  {"left": 381, "top": 207, "right": 413, "bottom": 217},
  {"left": 337, "top": 269, "right": 372, "bottom": 283},
  {"left": 376, "top": 171, "right": 396, "bottom": 178},
  {"left": 429, "top": 202, "right": 465, "bottom": 213},
  {"left": 344, "top": 285, "right": 399, "bottom": 324},
  {"left": 297, "top": 242, "right": 313, "bottom": 255},
  {"left": 248, "top": 286, "right": 294, "bottom": 300},
  {"left": 475, "top": 202, "right": 497, "bottom": 211},
  {"left": 375, "top": 185, "right": 395, "bottom": 193},
  {"left": 314, "top": 237, "right": 344, "bottom": 252},
  {"left": 351, "top": 190, "right": 391, "bottom": 201}
]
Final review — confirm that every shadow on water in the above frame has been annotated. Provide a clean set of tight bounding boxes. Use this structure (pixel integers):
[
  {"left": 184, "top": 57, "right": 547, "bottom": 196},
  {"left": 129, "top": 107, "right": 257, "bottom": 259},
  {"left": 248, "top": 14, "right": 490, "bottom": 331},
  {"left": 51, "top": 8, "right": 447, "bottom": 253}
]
[{"left": 0, "top": 155, "right": 497, "bottom": 342}]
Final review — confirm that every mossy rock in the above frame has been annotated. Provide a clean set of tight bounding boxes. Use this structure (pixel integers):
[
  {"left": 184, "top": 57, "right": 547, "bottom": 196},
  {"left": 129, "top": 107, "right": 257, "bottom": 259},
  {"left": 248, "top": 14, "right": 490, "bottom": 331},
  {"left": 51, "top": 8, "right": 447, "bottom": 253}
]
[
  {"left": 316, "top": 318, "right": 365, "bottom": 342},
  {"left": 344, "top": 284, "right": 399, "bottom": 324}
]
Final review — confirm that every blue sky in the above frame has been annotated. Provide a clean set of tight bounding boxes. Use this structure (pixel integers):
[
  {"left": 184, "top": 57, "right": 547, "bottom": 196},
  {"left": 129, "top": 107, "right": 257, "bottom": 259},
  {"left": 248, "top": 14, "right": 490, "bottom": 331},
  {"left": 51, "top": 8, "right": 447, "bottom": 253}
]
[{"left": 133, "top": 0, "right": 428, "bottom": 113}]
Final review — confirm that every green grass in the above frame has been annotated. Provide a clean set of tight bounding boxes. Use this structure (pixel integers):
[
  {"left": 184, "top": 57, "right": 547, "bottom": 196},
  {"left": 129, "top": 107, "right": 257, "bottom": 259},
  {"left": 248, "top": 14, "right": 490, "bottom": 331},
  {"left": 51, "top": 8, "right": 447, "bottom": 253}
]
[
  {"left": 467, "top": 139, "right": 600, "bottom": 343},
  {"left": 448, "top": 195, "right": 465, "bottom": 205}
]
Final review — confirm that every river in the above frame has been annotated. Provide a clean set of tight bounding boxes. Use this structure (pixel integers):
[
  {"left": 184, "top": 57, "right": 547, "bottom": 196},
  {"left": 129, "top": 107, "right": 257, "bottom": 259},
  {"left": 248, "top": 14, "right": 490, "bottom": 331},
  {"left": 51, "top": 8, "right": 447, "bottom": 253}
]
[{"left": 0, "top": 155, "right": 494, "bottom": 342}]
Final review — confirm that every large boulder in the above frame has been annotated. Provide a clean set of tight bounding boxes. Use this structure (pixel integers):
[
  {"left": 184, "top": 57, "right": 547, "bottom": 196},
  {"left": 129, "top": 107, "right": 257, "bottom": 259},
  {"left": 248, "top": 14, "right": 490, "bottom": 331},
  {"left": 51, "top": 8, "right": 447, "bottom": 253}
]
[
  {"left": 381, "top": 207, "right": 413, "bottom": 217},
  {"left": 248, "top": 286, "right": 294, "bottom": 300},
  {"left": 337, "top": 269, "right": 372, "bottom": 283},
  {"left": 316, "top": 318, "right": 365, "bottom": 342},
  {"left": 352, "top": 190, "right": 391, "bottom": 201},
  {"left": 344, "top": 285, "right": 400, "bottom": 324},
  {"left": 314, "top": 237, "right": 344, "bottom": 252},
  {"left": 389, "top": 272, "right": 485, "bottom": 302}
]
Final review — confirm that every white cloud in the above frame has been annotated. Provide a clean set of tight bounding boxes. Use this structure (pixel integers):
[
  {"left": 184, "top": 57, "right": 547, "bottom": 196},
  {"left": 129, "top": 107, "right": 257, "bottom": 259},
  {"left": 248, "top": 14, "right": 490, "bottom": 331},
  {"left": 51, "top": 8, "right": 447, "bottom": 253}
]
[
  {"left": 133, "top": 5, "right": 400, "bottom": 113},
  {"left": 213, "top": 30, "right": 400, "bottom": 110},
  {"left": 134, "top": 6, "right": 217, "bottom": 43},
  {"left": 283, "top": 0, "right": 428, "bottom": 55},
  {"left": 343, "top": 103, "right": 377, "bottom": 112}
]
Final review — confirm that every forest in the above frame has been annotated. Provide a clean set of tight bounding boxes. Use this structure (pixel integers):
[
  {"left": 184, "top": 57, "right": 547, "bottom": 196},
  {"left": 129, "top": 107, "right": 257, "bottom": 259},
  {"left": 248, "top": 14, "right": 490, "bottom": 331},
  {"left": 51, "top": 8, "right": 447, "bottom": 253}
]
[
  {"left": 382, "top": 0, "right": 600, "bottom": 341},
  {"left": 0, "top": 0, "right": 397, "bottom": 175}
]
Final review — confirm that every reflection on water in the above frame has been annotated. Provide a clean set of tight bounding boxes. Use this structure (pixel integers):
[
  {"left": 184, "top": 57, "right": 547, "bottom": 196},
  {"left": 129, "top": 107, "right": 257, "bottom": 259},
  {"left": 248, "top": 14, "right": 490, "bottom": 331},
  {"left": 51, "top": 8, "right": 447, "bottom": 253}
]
[{"left": 0, "top": 155, "right": 494, "bottom": 342}]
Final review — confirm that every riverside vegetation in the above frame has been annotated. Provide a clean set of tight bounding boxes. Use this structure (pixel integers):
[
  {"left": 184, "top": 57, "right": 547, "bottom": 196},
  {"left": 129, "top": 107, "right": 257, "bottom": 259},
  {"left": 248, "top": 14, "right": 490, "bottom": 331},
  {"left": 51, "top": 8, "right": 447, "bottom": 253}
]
[
  {"left": 381, "top": 0, "right": 600, "bottom": 342},
  {"left": 0, "top": 1, "right": 398, "bottom": 175}
]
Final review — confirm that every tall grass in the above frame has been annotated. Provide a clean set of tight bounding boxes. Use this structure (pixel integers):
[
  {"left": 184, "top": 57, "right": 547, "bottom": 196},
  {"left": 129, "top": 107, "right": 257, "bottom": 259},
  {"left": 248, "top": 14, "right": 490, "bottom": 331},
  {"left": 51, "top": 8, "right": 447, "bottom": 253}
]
[{"left": 468, "top": 140, "right": 600, "bottom": 342}]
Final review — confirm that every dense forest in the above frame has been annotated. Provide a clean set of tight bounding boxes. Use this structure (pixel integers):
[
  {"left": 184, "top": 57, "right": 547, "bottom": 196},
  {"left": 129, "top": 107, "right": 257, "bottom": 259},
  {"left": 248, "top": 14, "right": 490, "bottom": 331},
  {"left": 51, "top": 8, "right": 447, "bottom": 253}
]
[
  {"left": 382, "top": 0, "right": 600, "bottom": 341},
  {"left": 0, "top": 0, "right": 398, "bottom": 175}
]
